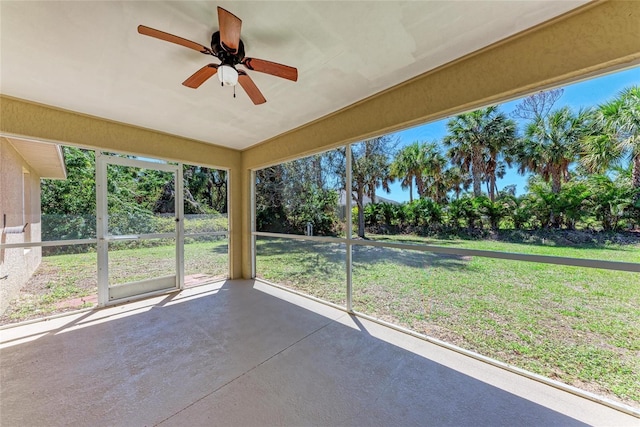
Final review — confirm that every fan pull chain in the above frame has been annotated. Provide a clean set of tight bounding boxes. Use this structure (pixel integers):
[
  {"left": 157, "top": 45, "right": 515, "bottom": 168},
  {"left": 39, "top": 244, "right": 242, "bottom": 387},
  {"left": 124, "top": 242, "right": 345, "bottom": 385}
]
[{"left": 233, "top": 86, "right": 236, "bottom": 98}]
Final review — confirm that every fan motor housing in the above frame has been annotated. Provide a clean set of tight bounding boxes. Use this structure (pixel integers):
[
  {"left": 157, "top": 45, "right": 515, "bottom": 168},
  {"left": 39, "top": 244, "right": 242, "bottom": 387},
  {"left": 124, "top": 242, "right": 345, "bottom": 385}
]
[{"left": 211, "top": 31, "right": 245, "bottom": 64}]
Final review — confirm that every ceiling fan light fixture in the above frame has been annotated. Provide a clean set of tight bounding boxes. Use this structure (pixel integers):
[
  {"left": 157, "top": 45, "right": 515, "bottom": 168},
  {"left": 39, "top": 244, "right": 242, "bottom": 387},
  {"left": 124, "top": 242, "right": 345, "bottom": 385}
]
[
  {"left": 138, "top": 6, "right": 296, "bottom": 104},
  {"left": 218, "top": 64, "right": 238, "bottom": 86}
]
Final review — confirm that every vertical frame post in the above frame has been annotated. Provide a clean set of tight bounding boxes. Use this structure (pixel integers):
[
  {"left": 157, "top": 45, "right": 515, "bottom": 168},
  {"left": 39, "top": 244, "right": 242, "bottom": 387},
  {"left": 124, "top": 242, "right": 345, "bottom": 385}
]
[
  {"left": 250, "top": 169, "right": 257, "bottom": 279},
  {"left": 345, "top": 145, "right": 353, "bottom": 312},
  {"left": 226, "top": 167, "right": 232, "bottom": 279},
  {"left": 96, "top": 151, "right": 109, "bottom": 306},
  {"left": 176, "top": 164, "right": 184, "bottom": 289}
]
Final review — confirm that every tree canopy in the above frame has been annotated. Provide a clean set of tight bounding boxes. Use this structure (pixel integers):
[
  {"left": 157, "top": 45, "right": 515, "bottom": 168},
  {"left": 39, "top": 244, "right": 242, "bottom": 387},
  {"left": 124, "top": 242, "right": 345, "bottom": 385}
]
[{"left": 42, "top": 85, "right": 640, "bottom": 239}]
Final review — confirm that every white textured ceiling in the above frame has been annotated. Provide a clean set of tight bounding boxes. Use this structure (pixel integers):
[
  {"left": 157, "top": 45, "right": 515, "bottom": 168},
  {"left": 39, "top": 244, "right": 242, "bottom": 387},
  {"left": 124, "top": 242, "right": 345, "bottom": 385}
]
[{"left": 1, "top": 1, "right": 589, "bottom": 150}]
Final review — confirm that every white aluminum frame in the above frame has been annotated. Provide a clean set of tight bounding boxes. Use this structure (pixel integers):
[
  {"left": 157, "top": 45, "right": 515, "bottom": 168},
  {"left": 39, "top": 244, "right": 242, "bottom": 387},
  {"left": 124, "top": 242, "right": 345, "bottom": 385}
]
[
  {"left": 249, "top": 142, "right": 640, "bottom": 418},
  {"left": 96, "top": 152, "right": 109, "bottom": 305},
  {"left": 345, "top": 145, "right": 353, "bottom": 312},
  {"left": 1, "top": 144, "right": 231, "bottom": 309},
  {"left": 0, "top": 239, "right": 97, "bottom": 249},
  {"left": 250, "top": 170, "right": 257, "bottom": 279},
  {"left": 97, "top": 153, "right": 181, "bottom": 305},
  {"left": 176, "top": 164, "right": 185, "bottom": 289}
]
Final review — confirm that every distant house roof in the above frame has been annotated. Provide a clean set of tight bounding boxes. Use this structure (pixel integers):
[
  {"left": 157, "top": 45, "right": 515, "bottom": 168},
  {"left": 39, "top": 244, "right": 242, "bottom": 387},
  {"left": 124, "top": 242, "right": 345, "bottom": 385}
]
[
  {"left": 338, "top": 190, "right": 400, "bottom": 206},
  {"left": 5, "top": 137, "right": 67, "bottom": 179}
]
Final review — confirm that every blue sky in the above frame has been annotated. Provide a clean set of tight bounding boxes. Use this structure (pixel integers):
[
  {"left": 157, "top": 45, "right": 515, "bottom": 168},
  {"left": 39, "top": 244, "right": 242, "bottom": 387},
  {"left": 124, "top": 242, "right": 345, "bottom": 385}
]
[{"left": 384, "top": 66, "right": 640, "bottom": 202}]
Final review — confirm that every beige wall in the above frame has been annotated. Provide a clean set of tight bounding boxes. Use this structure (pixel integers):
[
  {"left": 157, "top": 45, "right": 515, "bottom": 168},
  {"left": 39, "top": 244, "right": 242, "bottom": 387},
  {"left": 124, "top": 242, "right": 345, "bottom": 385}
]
[
  {"left": 0, "top": 139, "right": 42, "bottom": 314},
  {"left": 2, "top": 0, "right": 640, "bottom": 281}
]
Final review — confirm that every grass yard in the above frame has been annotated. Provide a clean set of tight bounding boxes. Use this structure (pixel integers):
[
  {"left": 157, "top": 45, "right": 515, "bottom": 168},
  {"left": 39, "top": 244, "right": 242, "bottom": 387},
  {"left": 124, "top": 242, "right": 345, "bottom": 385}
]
[
  {"left": 255, "top": 235, "right": 640, "bottom": 408},
  {"left": 0, "top": 239, "right": 228, "bottom": 325},
  {"left": 255, "top": 237, "right": 347, "bottom": 305}
]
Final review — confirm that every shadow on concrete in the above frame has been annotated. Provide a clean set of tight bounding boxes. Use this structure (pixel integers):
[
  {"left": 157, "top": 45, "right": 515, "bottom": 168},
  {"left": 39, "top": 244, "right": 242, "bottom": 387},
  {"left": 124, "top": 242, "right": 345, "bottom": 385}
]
[{"left": 0, "top": 280, "right": 595, "bottom": 426}]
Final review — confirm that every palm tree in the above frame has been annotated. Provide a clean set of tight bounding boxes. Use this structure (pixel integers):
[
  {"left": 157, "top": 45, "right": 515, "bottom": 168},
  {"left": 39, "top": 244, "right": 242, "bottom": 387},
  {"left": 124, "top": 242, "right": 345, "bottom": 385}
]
[
  {"left": 581, "top": 86, "right": 640, "bottom": 190},
  {"left": 514, "top": 107, "right": 590, "bottom": 194},
  {"left": 352, "top": 137, "right": 395, "bottom": 237},
  {"left": 580, "top": 132, "right": 623, "bottom": 174},
  {"left": 390, "top": 142, "right": 422, "bottom": 203},
  {"left": 484, "top": 158, "right": 508, "bottom": 200},
  {"left": 419, "top": 142, "right": 448, "bottom": 203},
  {"left": 586, "top": 173, "right": 636, "bottom": 231},
  {"left": 443, "top": 166, "right": 471, "bottom": 200},
  {"left": 444, "top": 106, "right": 517, "bottom": 199}
]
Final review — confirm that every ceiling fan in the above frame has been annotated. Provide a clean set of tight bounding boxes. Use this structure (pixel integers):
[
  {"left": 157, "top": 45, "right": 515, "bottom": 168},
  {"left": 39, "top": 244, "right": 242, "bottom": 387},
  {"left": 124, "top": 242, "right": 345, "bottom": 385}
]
[{"left": 138, "top": 6, "right": 298, "bottom": 105}]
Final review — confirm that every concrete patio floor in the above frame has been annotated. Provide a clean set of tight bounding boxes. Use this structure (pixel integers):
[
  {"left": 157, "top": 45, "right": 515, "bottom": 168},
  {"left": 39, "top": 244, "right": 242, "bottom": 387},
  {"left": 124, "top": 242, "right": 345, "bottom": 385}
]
[{"left": 0, "top": 280, "right": 637, "bottom": 426}]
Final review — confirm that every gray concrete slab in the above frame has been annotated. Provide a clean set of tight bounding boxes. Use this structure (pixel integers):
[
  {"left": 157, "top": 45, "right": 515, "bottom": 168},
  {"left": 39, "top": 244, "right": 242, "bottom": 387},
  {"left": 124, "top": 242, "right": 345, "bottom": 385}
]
[{"left": 1, "top": 280, "right": 637, "bottom": 426}]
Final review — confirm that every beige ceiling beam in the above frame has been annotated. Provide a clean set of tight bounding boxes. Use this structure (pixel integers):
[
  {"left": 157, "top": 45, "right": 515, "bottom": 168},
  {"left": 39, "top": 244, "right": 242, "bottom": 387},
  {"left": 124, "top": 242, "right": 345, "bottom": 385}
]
[
  {"left": 242, "top": 0, "right": 640, "bottom": 170},
  {"left": 0, "top": 95, "right": 239, "bottom": 168}
]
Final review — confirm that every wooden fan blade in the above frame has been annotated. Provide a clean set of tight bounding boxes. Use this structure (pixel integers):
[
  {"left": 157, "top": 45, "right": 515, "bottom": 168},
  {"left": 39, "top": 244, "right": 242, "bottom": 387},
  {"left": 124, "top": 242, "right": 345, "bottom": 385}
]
[
  {"left": 217, "top": 7, "right": 242, "bottom": 53},
  {"left": 238, "top": 71, "right": 266, "bottom": 105},
  {"left": 138, "top": 25, "right": 212, "bottom": 54},
  {"left": 242, "top": 57, "right": 298, "bottom": 82},
  {"left": 182, "top": 64, "right": 218, "bottom": 88}
]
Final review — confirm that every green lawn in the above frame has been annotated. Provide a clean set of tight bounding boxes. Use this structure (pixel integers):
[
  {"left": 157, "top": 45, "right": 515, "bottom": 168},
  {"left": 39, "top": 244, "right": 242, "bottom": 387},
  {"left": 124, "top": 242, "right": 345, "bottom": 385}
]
[
  {"left": 0, "top": 239, "right": 228, "bottom": 324},
  {"left": 255, "top": 235, "right": 640, "bottom": 407}
]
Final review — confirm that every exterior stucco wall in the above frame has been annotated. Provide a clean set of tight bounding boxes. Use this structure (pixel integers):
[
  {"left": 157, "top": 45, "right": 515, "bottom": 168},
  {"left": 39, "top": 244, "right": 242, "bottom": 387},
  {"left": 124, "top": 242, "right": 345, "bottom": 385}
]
[{"left": 0, "top": 139, "right": 42, "bottom": 314}]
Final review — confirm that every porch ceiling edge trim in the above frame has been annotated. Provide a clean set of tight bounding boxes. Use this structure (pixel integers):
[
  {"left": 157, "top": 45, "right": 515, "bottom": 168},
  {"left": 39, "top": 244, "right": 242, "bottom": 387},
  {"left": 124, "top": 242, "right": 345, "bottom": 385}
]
[
  {"left": 0, "top": 96, "right": 240, "bottom": 171},
  {"left": 4, "top": 136, "right": 67, "bottom": 179},
  {"left": 241, "top": 0, "right": 640, "bottom": 170}
]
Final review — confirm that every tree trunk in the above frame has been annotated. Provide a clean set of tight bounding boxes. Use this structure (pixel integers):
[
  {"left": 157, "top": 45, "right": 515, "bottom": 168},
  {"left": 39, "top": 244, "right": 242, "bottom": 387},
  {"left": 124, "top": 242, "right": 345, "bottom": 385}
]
[
  {"left": 633, "top": 155, "right": 640, "bottom": 191},
  {"left": 356, "top": 186, "right": 365, "bottom": 238},
  {"left": 409, "top": 182, "right": 413, "bottom": 203},
  {"left": 415, "top": 174, "right": 425, "bottom": 199},
  {"left": 551, "top": 169, "right": 562, "bottom": 194},
  {"left": 488, "top": 176, "right": 496, "bottom": 201},
  {"left": 313, "top": 156, "right": 323, "bottom": 188},
  {"left": 207, "top": 179, "right": 214, "bottom": 208},
  {"left": 471, "top": 159, "right": 483, "bottom": 198}
]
